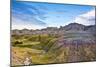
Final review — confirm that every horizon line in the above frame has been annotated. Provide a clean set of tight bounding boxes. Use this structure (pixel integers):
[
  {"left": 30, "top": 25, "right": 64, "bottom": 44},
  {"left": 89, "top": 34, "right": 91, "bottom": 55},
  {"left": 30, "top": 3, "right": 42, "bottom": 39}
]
[{"left": 11, "top": 22, "right": 96, "bottom": 30}]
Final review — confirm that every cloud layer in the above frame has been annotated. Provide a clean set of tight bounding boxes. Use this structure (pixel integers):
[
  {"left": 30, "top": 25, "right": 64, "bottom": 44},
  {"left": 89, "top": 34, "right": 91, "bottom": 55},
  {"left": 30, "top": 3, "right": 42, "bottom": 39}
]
[
  {"left": 12, "top": 1, "right": 47, "bottom": 26},
  {"left": 74, "top": 9, "right": 95, "bottom": 25},
  {"left": 12, "top": 1, "right": 95, "bottom": 29}
]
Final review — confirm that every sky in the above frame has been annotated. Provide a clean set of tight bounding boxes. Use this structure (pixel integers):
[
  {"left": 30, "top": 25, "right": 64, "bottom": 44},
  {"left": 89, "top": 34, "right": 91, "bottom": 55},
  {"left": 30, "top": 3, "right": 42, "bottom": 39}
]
[{"left": 12, "top": 0, "right": 95, "bottom": 30}]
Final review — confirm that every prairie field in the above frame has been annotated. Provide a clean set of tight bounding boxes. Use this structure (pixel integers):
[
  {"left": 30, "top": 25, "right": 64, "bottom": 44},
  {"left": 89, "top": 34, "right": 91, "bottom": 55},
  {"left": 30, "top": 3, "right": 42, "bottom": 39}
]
[{"left": 11, "top": 31, "right": 96, "bottom": 66}]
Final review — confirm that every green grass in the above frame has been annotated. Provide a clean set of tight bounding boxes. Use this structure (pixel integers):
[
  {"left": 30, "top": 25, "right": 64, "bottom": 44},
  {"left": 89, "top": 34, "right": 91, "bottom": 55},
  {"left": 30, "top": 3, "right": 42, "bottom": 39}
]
[{"left": 11, "top": 33, "right": 96, "bottom": 66}]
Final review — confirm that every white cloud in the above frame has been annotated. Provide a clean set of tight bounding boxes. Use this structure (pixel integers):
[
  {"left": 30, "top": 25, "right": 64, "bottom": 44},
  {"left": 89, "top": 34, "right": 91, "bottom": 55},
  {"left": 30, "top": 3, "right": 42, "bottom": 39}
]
[
  {"left": 12, "top": 24, "right": 46, "bottom": 30},
  {"left": 74, "top": 9, "right": 95, "bottom": 25},
  {"left": 12, "top": 17, "right": 47, "bottom": 30}
]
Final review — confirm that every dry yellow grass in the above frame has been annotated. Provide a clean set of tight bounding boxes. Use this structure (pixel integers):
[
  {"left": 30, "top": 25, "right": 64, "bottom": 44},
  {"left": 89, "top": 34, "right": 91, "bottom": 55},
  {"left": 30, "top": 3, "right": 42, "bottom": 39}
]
[{"left": 11, "top": 47, "right": 45, "bottom": 66}]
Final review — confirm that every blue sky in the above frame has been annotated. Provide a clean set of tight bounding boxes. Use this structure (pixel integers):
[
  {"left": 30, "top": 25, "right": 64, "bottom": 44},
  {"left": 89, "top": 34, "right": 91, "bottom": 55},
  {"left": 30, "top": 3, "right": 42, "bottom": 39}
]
[{"left": 12, "top": 0, "right": 95, "bottom": 29}]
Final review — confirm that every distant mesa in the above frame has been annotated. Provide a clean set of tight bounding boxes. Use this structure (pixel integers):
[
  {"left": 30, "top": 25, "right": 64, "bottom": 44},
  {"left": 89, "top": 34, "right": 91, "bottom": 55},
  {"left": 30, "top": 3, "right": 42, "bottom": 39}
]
[
  {"left": 60, "top": 22, "right": 85, "bottom": 31},
  {"left": 12, "top": 22, "right": 96, "bottom": 35},
  {"left": 60, "top": 22, "right": 95, "bottom": 31}
]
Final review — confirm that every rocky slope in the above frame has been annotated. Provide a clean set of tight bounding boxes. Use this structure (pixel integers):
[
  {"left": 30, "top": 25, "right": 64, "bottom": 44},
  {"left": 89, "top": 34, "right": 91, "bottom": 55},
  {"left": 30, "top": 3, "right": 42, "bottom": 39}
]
[
  {"left": 11, "top": 23, "right": 96, "bottom": 66},
  {"left": 12, "top": 23, "right": 96, "bottom": 35}
]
